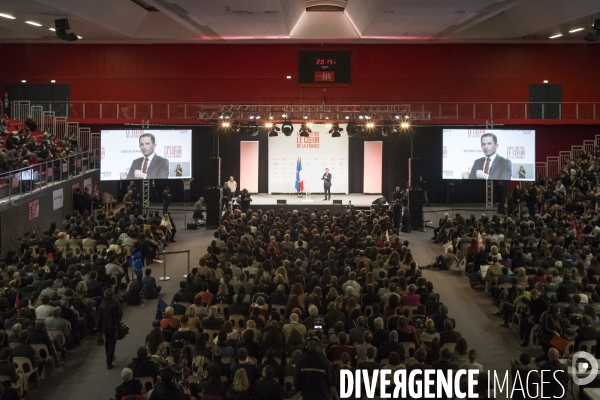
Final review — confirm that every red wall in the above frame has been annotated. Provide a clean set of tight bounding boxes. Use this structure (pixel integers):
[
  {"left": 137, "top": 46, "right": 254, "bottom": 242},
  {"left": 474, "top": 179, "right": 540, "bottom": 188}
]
[{"left": 1, "top": 43, "right": 599, "bottom": 103}]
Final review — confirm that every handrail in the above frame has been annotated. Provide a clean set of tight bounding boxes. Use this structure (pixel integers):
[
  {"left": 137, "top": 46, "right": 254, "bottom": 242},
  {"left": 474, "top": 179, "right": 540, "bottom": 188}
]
[
  {"left": 12, "top": 100, "right": 600, "bottom": 122},
  {"left": 158, "top": 249, "right": 191, "bottom": 281},
  {"left": 0, "top": 148, "right": 101, "bottom": 203}
]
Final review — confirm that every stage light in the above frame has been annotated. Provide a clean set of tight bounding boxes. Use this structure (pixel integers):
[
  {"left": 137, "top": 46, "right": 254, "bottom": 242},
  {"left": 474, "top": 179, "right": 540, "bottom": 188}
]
[
  {"left": 265, "top": 122, "right": 273, "bottom": 129},
  {"left": 255, "top": 115, "right": 261, "bottom": 120},
  {"left": 366, "top": 122, "right": 375, "bottom": 129},
  {"left": 405, "top": 114, "right": 410, "bottom": 119},
  {"left": 365, "top": 115, "right": 371, "bottom": 120},
  {"left": 281, "top": 119, "right": 293, "bottom": 136},
  {"left": 306, "top": 121, "right": 314, "bottom": 128},
  {"left": 332, "top": 131, "right": 341, "bottom": 138},
  {"left": 218, "top": 113, "right": 224, "bottom": 119},
  {"left": 282, "top": 113, "right": 287, "bottom": 118},
  {"left": 329, "top": 122, "right": 343, "bottom": 137},
  {"left": 345, "top": 116, "right": 350, "bottom": 119},
  {"left": 400, "top": 121, "right": 410, "bottom": 129},
  {"left": 359, "top": 115, "right": 364, "bottom": 120},
  {"left": 221, "top": 121, "right": 231, "bottom": 128},
  {"left": 395, "top": 114, "right": 401, "bottom": 119},
  {"left": 246, "top": 120, "right": 259, "bottom": 136},
  {"left": 269, "top": 130, "right": 278, "bottom": 137},
  {"left": 299, "top": 122, "right": 311, "bottom": 137},
  {"left": 382, "top": 120, "right": 395, "bottom": 136},
  {"left": 303, "top": 115, "right": 308, "bottom": 119},
  {"left": 268, "top": 114, "right": 273, "bottom": 119},
  {"left": 346, "top": 121, "right": 361, "bottom": 138},
  {"left": 267, "top": 124, "right": 280, "bottom": 137},
  {"left": 325, "top": 122, "right": 333, "bottom": 130},
  {"left": 249, "top": 115, "right": 255, "bottom": 120}
]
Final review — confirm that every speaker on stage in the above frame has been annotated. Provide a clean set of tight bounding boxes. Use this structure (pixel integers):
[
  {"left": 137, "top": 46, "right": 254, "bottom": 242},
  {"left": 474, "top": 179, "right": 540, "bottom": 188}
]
[
  {"left": 207, "top": 157, "right": 221, "bottom": 188},
  {"left": 371, "top": 196, "right": 387, "bottom": 206},
  {"left": 332, "top": 200, "right": 342, "bottom": 205},
  {"left": 277, "top": 199, "right": 287, "bottom": 204},
  {"left": 408, "top": 189, "right": 423, "bottom": 229},
  {"left": 408, "top": 158, "right": 421, "bottom": 188},
  {"left": 205, "top": 187, "right": 222, "bottom": 228}
]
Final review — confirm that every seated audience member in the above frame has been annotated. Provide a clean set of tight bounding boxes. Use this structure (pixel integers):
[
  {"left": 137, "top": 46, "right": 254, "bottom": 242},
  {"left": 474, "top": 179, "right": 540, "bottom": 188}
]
[
  {"left": 115, "top": 368, "right": 143, "bottom": 400},
  {"left": 160, "top": 306, "right": 180, "bottom": 330},
  {"left": 127, "top": 347, "right": 159, "bottom": 383},
  {"left": 149, "top": 366, "right": 186, "bottom": 400}
]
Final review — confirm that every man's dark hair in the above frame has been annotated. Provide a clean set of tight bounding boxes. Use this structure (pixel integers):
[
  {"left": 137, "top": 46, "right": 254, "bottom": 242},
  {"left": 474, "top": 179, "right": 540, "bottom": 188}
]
[
  {"left": 481, "top": 132, "right": 498, "bottom": 144},
  {"left": 139, "top": 133, "right": 156, "bottom": 144}
]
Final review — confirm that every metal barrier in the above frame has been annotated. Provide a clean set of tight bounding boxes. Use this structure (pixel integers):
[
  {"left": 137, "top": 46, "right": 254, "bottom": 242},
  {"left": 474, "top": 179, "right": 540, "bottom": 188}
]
[
  {"left": 0, "top": 149, "right": 101, "bottom": 203},
  {"left": 157, "top": 249, "right": 190, "bottom": 281}
]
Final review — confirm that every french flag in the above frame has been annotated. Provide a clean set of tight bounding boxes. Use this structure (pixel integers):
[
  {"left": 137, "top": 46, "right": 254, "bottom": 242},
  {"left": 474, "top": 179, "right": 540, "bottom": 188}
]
[{"left": 295, "top": 158, "right": 304, "bottom": 192}]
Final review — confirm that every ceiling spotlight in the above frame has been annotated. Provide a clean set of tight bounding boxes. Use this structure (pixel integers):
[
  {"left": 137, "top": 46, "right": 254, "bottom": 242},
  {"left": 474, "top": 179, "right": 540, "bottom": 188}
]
[
  {"left": 0, "top": 13, "right": 16, "bottom": 19},
  {"left": 359, "top": 115, "right": 364, "bottom": 120},
  {"left": 249, "top": 115, "right": 255, "bottom": 120},
  {"left": 255, "top": 115, "right": 260, "bottom": 120},
  {"left": 382, "top": 120, "right": 395, "bottom": 136},
  {"left": 400, "top": 121, "right": 410, "bottom": 129},
  {"left": 21, "top": 80, "right": 26, "bottom": 83},
  {"left": 325, "top": 122, "right": 333, "bottom": 130},
  {"left": 54, "top": 18, "right": 79, "bottom": 41},
  {"left": 281, "top": 119, "right": 293, "bottom": 136},
  {"left": 549, "top": 33, "right": 562, "bottom": 39},
  {"left": 218, "top": 113, "right": 224, "bottom": 119},
  {"left": 365, "top": 115, "right": 371, "bottom": 120},
  {"left": 405, "top": 114, "right": 411, "bottom": 119},
  {"left": 265, "top": 122, "right": 273, "bottom": 129},
  {"left": 394, "top": 115, "right": 400, "bottom": 119},
  {"left": 282, "top": 113, "right": 288, "bottom": 118},
  {"left": 345, "top": 116, "right": 350, "bottom": 120},
  {"left": 299, "top": 122, "right": 311, "bottom": 137},
  {"left": 346, "top": 121, "right": 361, "bottom": 138},
  {"left": 569, "top": 28, "right": 585, "bottom": 33},
  {"left": 247, "top": 121, "right": 259, "bottom": 136},
  {"left": 221, "top": 121, "right": 231, "bottom": 128},
  {"left": 366, "top": 122, "right": 375, "bottom": 129},
  {"left": 25, "top": 21, "right": 42, "bottom": 26},
  {"left": 306, "top": 121, "right": 314, "bottom": 128},
  {"left": 329, "top": 122, "right": 343, "bottom": 136},
  {"left": 324, "top": 116, "right": 329, "bottom": 120},
  {"left": 303, "top": 115, "right": 308, "bottom": 120},
  {"left": 267, "top": 123, "right": 280, "bottom": 137},
  {"left": 268, "top": 114, "right": 273, "bottom": 120}
]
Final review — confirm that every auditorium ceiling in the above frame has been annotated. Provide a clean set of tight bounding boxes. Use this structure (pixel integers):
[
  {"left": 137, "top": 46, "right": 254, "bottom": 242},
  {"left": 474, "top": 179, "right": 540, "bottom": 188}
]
[{"left": 0, "top": 0, "right": 597, "bottom": 43}]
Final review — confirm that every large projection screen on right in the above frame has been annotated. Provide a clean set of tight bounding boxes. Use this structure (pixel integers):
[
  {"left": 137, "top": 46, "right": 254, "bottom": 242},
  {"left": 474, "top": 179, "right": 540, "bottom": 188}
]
[{"left": 442, "top": 129, "right": 536, "bottom": 181}]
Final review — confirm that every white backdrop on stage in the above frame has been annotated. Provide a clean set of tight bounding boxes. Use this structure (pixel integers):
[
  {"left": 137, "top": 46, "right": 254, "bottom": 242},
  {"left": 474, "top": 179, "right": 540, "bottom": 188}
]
[{"left": 268, "top": 124, "right": 349, "bottom": 194}]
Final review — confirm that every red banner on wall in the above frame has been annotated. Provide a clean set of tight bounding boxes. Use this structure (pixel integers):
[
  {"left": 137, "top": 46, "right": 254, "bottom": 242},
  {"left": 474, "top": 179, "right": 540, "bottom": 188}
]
[{"left": 28, "top": 198, "right": 40, "bottom": 221}]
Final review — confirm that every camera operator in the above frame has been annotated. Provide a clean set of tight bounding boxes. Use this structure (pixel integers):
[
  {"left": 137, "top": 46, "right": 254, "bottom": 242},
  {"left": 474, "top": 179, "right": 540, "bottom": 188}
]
[
  {"left": 294, "top": 334, "right": 334, "bottom": 400},
  {"left": 240, "top": 189, "right": 252, "bottom": 214}
]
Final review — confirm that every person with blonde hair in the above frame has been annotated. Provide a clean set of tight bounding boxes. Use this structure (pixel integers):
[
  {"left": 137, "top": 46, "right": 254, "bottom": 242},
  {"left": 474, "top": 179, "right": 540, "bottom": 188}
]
[
  {"left": 185, "top": 306, "right": 202, "bottom": 331},
  {"left": 160, "top": 306, "right": 180, "bottom": 330},
  {"left": 227, "top": 368, "right": 252, "bottom": 400}
]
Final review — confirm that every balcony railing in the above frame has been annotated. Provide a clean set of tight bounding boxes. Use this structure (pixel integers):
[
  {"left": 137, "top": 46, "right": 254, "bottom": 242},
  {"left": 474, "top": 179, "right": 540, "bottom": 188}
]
[
  {"left": 0, "top": 149, "right": 100, "bottom": 203},
  {"left": 12, "top": 101, "right": 600, "bottom": 122}
]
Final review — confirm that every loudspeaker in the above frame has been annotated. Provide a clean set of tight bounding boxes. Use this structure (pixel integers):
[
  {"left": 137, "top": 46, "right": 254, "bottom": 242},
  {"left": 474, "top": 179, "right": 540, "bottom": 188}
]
[
  {"left": 332, "top": 200, "right": 342, "bottom": 205},
  {"left": 207, "top": 157, "right": 221, "bottom": 188},
  {"left": 54, "top": 19, "right": 78, "bottom": 42},
  {"left": 408, "top": 158, "right": 421, "bottom": 188},
  {"left": 205, "top": 187, "right": 222, "bottom": 228},
  {"left": 371, "top": 197, "right": 387, "bottom": 206},
  {"left": 277, "top": 199, "right": 287, "bottom": 204},
  {"left": 408, "top": 189, "right": 423, "bottom": 229}
]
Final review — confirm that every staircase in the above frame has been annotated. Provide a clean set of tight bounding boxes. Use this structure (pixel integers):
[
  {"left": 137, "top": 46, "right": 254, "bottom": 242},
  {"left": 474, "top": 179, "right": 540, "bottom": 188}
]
[{"left": 535, "top": 138, "right": 597, "bottom": 179}]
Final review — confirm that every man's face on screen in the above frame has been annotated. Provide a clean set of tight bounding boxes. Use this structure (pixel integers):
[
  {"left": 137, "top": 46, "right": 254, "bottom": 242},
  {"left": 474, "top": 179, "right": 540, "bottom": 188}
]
[
  {"left": 139, "top": 136, "right": 156, "bottom": 157},
  {"left": 480, "top": 136, "right": 498, "bottom": 157}
]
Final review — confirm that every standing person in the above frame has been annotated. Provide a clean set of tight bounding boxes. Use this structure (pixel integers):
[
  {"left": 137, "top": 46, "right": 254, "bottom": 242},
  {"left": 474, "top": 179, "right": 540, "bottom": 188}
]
[
  {"left": 2, "top": 93, "right": 9, "bottom": 117},
  {"left": 222, "top": 181, "right": 231, "bottom": 210},
  {"left": 182, "top": 177, "right": 194, "bottom": 205},
  {"left": 295, "top": 337, "right": 334, "bottom": 400},
  {"left": 322, "top": 168, "right": 332, "bottom": 201},
  {"left": 392, "top": 200, "right": 402, "bottom": 229},
  {"left": 150, "top": 180, "right": 158, "bottom": 203},
  {"left": 240, "top": 189, "right": 252, "bottom": 214},
  {"left": 127, "top": 133, "right": 169, "bottom": 179},
  {"left": 226, "top": 176, "right": 238, "bottom": 197},
  {"left": 175, "top": 164, "right": 183, "bottom": 177},
  {"left": 194, "top": 197, "right": 205, "bottom": 224},
  {"left": 162, "top": 186, "right": 171, "bottom": 215},
  {"left": 97, "top": 288, "right": 123, "bottom": 369}
]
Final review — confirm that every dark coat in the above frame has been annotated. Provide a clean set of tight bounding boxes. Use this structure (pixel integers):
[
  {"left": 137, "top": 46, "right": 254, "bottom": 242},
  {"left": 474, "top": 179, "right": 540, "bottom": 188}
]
[{"left": 97, "top": 298, "right": 123, "bottom": 335}]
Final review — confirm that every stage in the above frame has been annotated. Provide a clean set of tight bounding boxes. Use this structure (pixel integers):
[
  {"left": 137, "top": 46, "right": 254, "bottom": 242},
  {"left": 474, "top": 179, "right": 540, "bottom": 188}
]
[{"left": 236, "top": 193, "right": 384, "bottom": 214}]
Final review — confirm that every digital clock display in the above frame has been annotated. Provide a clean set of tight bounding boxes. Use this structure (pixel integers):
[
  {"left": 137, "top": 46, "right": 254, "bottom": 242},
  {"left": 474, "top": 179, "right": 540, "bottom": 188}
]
[{"left": 298, "top": 51, "right": 350, "bottom": 84}]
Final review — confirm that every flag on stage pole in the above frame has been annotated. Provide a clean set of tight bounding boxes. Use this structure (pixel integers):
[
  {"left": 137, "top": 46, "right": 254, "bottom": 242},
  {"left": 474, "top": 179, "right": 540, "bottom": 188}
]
[
  {"left": 295, "top": 158, "right": 304, "bottom": 192},
  {"left": 155, "top": 298, "right": 168, "bottom": 320}
]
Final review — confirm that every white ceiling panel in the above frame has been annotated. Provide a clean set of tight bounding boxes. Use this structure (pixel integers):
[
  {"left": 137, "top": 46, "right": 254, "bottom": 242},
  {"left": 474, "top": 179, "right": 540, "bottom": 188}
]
[{"left": 291, "top": 11, "right": 359, "bottom": 39}]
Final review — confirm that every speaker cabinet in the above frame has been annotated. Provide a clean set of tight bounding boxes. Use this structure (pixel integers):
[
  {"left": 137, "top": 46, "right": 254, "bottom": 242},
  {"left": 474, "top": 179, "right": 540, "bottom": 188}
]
[
  {"left": 205, "top": 187, "right": 222, "bottom": 228},
  {"left": 408, "top": 189, "right": 423, "bottom": 229},
  {"left": 332, "top": 200, "right": 342, "bottom": 205},
  {"left": 408, "top": 158, "right": 421, "bottom": 188},
  {"left": 277, "top": 199, "right": 287, "bottom": 204},
  {"left": 207, "top": 157, "right": 221, "bottom": 188}
]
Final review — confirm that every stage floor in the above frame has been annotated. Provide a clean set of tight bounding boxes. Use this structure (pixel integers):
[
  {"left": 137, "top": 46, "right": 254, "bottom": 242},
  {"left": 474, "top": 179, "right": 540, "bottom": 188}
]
[{"left": 253, "top": 194, "right": 381, "bottom": 207}]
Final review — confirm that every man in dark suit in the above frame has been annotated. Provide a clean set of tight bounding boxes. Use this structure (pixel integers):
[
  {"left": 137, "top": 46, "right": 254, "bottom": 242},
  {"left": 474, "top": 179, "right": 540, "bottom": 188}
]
[
  {"left": 127, "top": 133, "right": 169, "bottom": 179},
  {"left": 468, "top": 132, "right": 512, "bottom": 180},
  {"left": 322, "top": 168, "right": 332, "bottom": 201}
]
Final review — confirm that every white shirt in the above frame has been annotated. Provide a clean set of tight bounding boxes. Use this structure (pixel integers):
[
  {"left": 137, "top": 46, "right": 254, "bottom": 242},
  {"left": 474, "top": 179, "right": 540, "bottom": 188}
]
[
  {"left": 484, "top": 152, "right": 497, "bottom": 172},
  {"left": 226, "top": 180, "right": 237, "bottom": 193}
]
